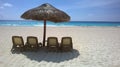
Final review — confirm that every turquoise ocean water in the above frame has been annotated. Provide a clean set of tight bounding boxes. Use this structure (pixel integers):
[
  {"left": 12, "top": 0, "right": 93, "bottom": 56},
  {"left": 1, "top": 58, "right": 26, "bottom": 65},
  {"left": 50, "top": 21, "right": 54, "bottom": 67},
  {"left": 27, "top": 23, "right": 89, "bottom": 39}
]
[{"left": 0, "top": 20, "right": 120, "bottom": 27}]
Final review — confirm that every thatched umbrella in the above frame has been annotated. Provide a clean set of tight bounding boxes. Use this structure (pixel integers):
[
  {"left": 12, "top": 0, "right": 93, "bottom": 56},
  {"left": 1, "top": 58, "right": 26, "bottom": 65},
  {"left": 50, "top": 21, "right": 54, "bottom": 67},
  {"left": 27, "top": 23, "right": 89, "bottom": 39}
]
[{"left": 21, "top": 3, "right": 70, "bottom": 46}]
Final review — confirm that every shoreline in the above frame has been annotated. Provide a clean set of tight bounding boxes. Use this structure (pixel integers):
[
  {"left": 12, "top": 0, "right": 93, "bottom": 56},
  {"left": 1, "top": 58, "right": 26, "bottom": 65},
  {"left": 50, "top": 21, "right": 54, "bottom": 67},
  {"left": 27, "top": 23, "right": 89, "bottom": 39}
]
[
  {"left": 1, "top": 21, "right": 120, "bottom": 27},
  {"left": 1, "top": 25, "right": 120, "bottom": 27}
]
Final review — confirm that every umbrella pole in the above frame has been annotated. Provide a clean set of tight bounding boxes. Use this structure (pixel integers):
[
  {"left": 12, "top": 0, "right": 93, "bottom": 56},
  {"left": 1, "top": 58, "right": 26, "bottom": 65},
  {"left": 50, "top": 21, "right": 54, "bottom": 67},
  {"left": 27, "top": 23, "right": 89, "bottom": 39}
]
[{"left": 43, "top": 19, "right": 46, "bottom": 46}]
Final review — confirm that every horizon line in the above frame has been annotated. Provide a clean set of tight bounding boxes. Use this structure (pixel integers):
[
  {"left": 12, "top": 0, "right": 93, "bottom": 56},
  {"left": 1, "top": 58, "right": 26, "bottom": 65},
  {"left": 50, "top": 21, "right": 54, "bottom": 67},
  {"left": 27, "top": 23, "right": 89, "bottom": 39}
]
[{"left": 0, "top": 20, "right": 120, "bottom": 22}]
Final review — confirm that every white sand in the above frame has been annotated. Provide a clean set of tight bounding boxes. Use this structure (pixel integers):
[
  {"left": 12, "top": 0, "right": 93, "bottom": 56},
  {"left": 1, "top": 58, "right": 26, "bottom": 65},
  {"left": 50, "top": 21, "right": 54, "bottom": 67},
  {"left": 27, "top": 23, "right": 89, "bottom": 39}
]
[{"left": 0, "top": 26, "right": 120, "bottom": 67}]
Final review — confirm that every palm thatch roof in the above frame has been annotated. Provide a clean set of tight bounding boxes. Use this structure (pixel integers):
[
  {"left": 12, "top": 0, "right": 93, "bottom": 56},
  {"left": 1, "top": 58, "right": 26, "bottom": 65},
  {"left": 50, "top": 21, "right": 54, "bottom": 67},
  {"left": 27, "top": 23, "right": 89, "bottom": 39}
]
[{"left": 21, "top": 3, "right": 70, "bottom": 22}]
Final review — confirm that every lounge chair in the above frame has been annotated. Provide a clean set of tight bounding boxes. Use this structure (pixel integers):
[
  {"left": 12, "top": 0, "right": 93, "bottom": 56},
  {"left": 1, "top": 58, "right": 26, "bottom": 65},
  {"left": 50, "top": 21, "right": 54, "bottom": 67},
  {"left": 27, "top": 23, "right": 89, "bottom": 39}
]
[
  {"left": 47, "top": 37, "right": 59, "bottom": 52},
  {"left": 61, "top": 37, "right": 73, "bottom": 51},
  {"left": 25, "top": 36, "right": 41, "bottom": 51},
  {"left": 12, "top": 36, "right": 24, "bottom": 52}
]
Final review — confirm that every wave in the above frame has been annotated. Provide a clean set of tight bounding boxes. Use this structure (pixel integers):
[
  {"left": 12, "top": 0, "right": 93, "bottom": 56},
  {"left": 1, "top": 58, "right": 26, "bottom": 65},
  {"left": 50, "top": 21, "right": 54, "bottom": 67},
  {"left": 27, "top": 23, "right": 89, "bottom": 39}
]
[{"left": 0, "top": 20, "right": 120, "bottom": 27}]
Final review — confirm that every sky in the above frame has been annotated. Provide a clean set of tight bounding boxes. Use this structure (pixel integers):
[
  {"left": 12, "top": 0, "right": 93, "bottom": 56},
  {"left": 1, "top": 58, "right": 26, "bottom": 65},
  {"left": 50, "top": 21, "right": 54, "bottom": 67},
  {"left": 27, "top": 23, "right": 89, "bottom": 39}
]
[{"left": 0, "top": 0, "right": 120, "bottom": 21}]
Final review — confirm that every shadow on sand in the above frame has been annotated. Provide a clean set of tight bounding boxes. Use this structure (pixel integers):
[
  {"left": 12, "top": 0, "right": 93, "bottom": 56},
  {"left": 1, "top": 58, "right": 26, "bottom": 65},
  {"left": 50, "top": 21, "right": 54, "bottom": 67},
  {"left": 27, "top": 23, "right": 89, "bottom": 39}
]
[{"left": 11, "top": 48, "right": 80, "bottom": 63}]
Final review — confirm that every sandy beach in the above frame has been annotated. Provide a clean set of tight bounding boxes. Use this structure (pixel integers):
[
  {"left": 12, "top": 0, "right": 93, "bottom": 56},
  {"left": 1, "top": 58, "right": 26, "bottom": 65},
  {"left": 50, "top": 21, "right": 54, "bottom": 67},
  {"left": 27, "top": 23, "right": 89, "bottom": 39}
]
[{"left": 0, "top": 26, "right": 120, "bottom": 67}]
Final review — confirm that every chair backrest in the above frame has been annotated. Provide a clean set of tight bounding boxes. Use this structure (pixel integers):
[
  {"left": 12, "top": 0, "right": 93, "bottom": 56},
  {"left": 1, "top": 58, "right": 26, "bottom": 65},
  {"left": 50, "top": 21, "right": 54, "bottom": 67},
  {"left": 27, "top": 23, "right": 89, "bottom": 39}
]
[
  {"left": 27, "top": 36, "right": 38, "bottom": 46},
  {"left": 47, "top": 37, "right": 58, "bottom": 46},
  {"left": 61, "top": 37, "right": 72, "bottom": 46},
  {"left": 12, "top": 36, "right": 24, "bottom": 46}
]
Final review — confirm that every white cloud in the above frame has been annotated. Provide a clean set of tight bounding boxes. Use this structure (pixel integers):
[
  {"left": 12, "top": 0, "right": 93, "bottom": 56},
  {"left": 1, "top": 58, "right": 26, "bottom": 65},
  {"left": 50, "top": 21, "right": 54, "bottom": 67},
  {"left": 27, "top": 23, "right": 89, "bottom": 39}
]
[
  {"left": 3, "top": 3, "right": 13, "bottom": 7},
  {"left": 0, "top": 3, "right": 13, "bottom": 9}
]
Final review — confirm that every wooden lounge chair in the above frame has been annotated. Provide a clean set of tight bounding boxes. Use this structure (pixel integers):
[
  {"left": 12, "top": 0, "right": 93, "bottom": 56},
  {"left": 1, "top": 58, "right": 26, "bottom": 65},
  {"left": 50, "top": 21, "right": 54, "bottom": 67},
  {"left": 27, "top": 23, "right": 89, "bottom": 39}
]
[
  {"left": 25, "top": 36, "right": 40, "bottom": 51},
  {"left": 12, "top": 36, "right": 24, "bottom": 52},
  {"left": 47, "top": 37, "right": 59, "bottom": 52},
  {"left": 61, "top": 37, "right": 73, "bottom": 52}
]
